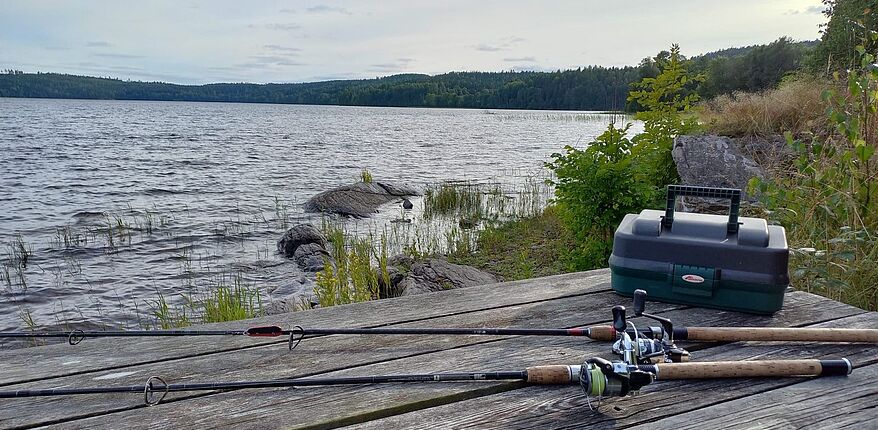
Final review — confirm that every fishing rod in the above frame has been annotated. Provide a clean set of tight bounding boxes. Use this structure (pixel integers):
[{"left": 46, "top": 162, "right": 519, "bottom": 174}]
[
  {"left": 0, "top": 357, "right": 852, "bottom": 407},
  {"left": 4, "top": 290, "right": 875, "bottom": 355}
]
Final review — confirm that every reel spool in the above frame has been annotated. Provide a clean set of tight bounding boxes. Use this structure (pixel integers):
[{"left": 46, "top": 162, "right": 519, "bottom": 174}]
[{"left": 579, "top": 357, "right": 654, "bottom": 409}]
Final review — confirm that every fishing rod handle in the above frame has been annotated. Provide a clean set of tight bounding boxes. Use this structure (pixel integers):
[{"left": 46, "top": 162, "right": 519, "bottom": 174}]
[
  {"left": 649, "top": 359, "right": 852, "bottom": 380},
  {"left": 584, "top": 326, "right": 617, "bottom": 341},
  {"left": 680, "top": 327, "right": 878, "bottom": 343},
  {"left": 525, "top": 365, "right": 581, "bottom": 384}
]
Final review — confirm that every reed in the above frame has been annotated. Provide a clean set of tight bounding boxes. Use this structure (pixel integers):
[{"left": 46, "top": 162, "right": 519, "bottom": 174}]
[
  {"left": 147, "top": 272, "right": 264, "bottom": 329},
  {"left": 314, "top": 221, "right": 383, "bottom": 307}
]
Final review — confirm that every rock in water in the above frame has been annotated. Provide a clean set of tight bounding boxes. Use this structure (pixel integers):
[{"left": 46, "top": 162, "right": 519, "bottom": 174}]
[
  {"left": 304, "top": 181, "right": 420, "bottom": 218},
  {"left": 277, "top": 224, "right": 326, "bottom": 257},
  {"left": 396, "top": 258, "right": 499, "bottom": 296},
  {"left": 375, "top": 182, "right": 421, "bottom": 197},
  {"left": 294, "top": 243, "right": 330, "bottom": 272}
]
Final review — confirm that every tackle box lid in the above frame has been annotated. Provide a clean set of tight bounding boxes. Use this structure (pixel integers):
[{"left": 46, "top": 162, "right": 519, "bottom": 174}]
[{"left": 610, "top": 186, "right": 789, "bottom": 284}]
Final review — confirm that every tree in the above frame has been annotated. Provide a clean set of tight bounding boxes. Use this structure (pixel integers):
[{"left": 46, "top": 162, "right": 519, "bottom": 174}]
[{"left": 807, "top": 0, "right": 878, "bottom": 72}]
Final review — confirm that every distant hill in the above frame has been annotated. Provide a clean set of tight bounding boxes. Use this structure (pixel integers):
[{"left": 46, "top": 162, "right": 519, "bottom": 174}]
[{"left": 0, "top": 39, "right": 816, "bottom": 110}]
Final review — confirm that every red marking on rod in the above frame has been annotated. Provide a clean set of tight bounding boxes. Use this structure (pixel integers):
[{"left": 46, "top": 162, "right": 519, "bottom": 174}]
[
  {"left": 567, "top": 328, "right": 586, "bottom": 336},
  {"left": 245, "top": 326, "right": 284, "bottom": 337}
]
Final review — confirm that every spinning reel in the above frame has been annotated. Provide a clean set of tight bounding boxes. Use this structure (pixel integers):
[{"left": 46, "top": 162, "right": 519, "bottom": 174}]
[{"left": 611, "top": 289, "right": 690, "bottom": 365}]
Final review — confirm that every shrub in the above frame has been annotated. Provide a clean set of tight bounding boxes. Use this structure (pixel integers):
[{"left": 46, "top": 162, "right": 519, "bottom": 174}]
[
  {"left": 750, "top": 35, "right": 878, "bottom": 310},
  {"left": 548, "top": 45, "right": 700, "bottom": 269},
  {"left": 547, "top": 124, "right": 656, "bottom": 268}
]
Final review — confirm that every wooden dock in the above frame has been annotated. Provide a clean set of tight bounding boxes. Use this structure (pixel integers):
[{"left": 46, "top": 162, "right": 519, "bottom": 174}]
[{"left": 1, "top": 269, "right": 876, "bottom": 429}]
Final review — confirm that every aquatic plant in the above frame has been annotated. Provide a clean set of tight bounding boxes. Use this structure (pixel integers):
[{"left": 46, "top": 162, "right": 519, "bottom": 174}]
[{"left": 314, "top": 221, "right": 383, "bottom": 307}]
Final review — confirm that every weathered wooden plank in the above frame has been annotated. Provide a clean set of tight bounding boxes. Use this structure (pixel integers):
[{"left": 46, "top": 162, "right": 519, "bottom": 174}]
[
  {"left": 0, "top": 270, "right": 610, "bottom": 386},
  {"left": 20, "top": 292, "right": 867, "bottom": 430},
  {"left": 342, "top": 312, "right": 878, "bottom": 430},
  {"left": 0, "top": 288, "right": 679, "bottom": 429},
  {"left": 624, "top": 362, "right": 878, "bottom": 430}
]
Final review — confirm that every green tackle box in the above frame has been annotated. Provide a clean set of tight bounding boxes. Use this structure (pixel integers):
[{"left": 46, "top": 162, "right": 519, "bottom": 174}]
[{"left": 609, "top": 185, "right": 789, "bottom": 314}]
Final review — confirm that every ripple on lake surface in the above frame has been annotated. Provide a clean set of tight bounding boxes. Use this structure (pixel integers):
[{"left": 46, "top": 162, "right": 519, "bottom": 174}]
[{"left": 0, "top": 98, "right": 642, "bottom": 337}]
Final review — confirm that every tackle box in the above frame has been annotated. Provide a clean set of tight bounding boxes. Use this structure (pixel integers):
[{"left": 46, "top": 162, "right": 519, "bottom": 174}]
[{"left": 609, "top": 185, "right": 789, "bottom": 314}]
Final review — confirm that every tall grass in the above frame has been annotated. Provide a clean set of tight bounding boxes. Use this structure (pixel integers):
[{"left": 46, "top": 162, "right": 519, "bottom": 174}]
[
  {"left": 314, "top": 221, "right": 386, "bottom": 306},
  {"left": 735, "top": 55, "right": 878, "bottom": 310},
  {"left": 697, "top": 76, "right": 831, "bottom": 137},
  {"left": 149, "top": 273, "right": 264, "bottom": 329}
]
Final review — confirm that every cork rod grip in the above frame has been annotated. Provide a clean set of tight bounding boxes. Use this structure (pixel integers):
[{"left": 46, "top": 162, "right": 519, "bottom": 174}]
[
  {"left": 525, "top": 365, "right": 576, "bottom": 384},
  {"left": 684, "top": 327, "right": 878, "bottom": 343},
  {"left": 586, "top": 326, "right": 616, "bottom": 341},
  {"left": 653, "top": 359, "right": 850, "bottom": 380}
]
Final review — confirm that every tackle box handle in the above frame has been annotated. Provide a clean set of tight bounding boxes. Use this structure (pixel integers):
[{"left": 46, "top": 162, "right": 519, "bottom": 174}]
[{"left": 662, "top": 185, "right": 741, "bottom": 234}]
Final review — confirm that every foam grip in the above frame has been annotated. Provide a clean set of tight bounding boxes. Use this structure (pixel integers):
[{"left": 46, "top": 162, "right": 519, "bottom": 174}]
[
  {"left": 526, "top": 365, "right": 576, "bottom": 384},
  {"left": 683, "top": 327, "right": 878, "bottom": 343},
  {"left": 653, "top": 359, "right": 851, "bottom": 380}
]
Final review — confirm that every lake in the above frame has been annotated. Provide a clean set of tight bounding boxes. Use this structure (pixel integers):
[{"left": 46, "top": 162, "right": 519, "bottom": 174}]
[{"left": 0, "top": 98, "right": 641, "bottom": 336}]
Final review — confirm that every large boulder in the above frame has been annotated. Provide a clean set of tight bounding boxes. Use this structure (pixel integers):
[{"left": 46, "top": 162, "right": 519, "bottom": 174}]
[
  {"left": 395, "top": 258, "right": 499, "bottom": 296},
  {"left": 672, "top": 135, "right": 766, "bottom": 213},
  {"left": 673, "top": 135, "right": 765, "bottom": 194},
  {"left": 304, "top": 181, "right": 420, "bottom": 218},
  {"left": 277, "top": 224, "right": 326, "bottom": 258}
]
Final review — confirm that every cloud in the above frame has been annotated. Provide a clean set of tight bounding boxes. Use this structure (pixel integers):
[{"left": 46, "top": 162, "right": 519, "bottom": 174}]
[
  {"left": 306, "top": 5, "right": 351, "bottom": 15},
  {"left": 250, "top": 23, "right": 302, "bottom": 31},
  {"left": 369, "top": 58, "right": 414, "bottom": 72},
  {"left": 264, "top": 45, "right": 301, "bottom": 53},
  {"left": 44, "top": 45, "right": 70, "bottom": 51},
  {"left": 786, "top": 5, "right": 826, "bottom": 15},
  {"left": 251, "top": 55, "right": 305, "bottom": 65},
  {"left": 473, "top": 44, "right": 502, "bottom": 52},
  {"left": 86, "top": 41, "right": 113, "bottom": 48},
  {"left": 92, "top": 52, "right": 145, "bottom": 59},
  {"left": 472, "top": 36, "right": 526, "bottom": 52},
  {"left": 279, "top": 8, "right": 296, "bottom": 14},
  {"left": 503, "top": 56, "right": 536, "bottom": 62}
]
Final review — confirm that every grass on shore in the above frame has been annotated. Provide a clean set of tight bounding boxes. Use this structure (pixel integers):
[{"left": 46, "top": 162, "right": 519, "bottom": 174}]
[
  {"left": 696, "top": 76, "right": 831, "bottom": 138},
  {"left": 448, "top": 206, "right": 573, "bottom": 281}
]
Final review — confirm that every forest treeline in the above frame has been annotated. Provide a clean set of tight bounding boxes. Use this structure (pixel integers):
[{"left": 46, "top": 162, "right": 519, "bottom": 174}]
[{"left": 1, "top": 38, "right": 814, "bottom": 110}]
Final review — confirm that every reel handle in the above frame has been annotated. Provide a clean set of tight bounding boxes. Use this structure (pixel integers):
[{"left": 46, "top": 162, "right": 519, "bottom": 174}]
[
  {"left": 633, "top": 289, "right": 647, "bottom": 316},
  {"left": 611, "top": 306, "right": 627, "bottom": 333},
  {"left": 650, "top": 359, "right": 852, "bottom": 380}
]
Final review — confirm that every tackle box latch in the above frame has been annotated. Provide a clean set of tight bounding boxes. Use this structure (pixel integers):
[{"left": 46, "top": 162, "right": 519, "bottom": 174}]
[{"left": 671, "top": 264, "right": 716, "bottom": 297}]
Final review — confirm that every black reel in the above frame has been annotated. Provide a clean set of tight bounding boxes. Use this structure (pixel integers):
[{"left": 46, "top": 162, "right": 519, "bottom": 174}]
[
  {"left": 579, "top": 357, "right": 654, "bottom": 398},
  {"left": 611, "top": 290, "right": 690, "bottom": 364}
]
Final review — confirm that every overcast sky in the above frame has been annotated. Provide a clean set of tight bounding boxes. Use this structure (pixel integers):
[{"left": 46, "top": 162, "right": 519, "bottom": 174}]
[{"left": 0, "top": 0, "right": 828, "bottom": 85}]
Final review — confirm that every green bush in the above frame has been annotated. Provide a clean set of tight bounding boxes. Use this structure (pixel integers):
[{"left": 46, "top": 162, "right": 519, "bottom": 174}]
[
  {"left": 547, "top": 45, "right": 701, "bottom": 269},
  {"left": 547, "top": 124, "right": 656, "bottom": 268}
]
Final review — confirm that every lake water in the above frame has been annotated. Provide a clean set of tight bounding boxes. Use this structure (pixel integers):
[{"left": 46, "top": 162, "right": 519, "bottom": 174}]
[{"left": 0, "top": 98, "right": 641, "bottom": 336}]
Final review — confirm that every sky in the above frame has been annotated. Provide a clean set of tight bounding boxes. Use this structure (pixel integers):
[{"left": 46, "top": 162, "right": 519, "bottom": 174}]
[{"left": 0, "top": 0, "right": 829, "bottom": 85}]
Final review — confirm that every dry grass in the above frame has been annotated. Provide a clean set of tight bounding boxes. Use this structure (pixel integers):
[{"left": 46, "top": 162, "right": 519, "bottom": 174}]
[{"left": 698, "top": 77, "right": 832, "bottom": 137}]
